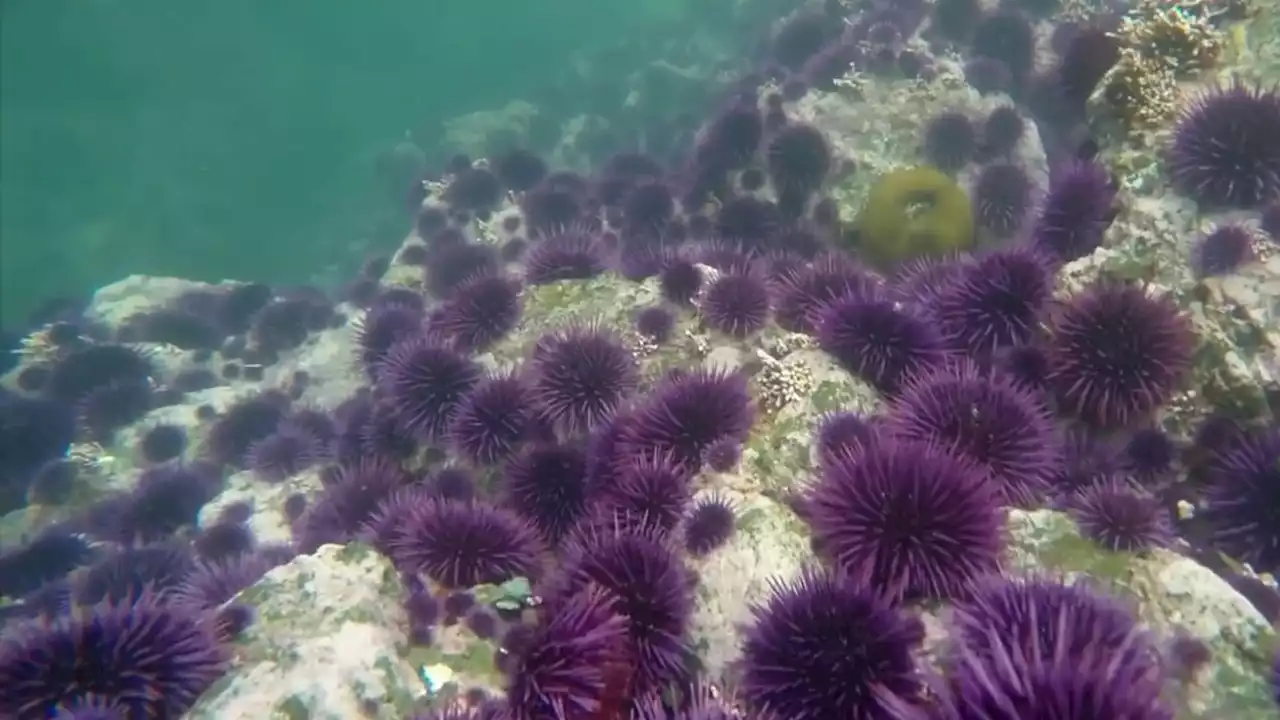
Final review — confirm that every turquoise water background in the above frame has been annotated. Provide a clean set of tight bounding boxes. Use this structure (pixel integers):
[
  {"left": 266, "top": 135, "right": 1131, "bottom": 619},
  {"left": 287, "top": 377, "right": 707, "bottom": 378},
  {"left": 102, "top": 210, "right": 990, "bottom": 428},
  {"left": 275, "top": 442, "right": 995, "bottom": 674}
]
[{"left": 0, "top": 0, "right": 702, "bottom": 324}]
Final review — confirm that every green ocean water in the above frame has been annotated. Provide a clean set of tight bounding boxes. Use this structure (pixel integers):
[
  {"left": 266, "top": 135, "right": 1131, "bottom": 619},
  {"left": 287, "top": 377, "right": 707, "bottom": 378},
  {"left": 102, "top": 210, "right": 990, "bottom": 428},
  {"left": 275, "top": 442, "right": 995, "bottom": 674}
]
[{"left": 0, "top": 0, "right": 700, "bottom": 325}]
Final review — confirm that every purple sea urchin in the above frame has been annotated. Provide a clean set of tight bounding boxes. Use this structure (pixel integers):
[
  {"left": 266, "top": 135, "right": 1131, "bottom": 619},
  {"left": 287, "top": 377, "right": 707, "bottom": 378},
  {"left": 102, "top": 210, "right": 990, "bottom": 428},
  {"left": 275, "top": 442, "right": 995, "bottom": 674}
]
[
  {"left": 525, "top": 227, "right": 608, "bottom": 285},
  {"left": 433, "top": 273, "right": 523, "bottom": 353},
  {"left": 739, "top": 569, "right": 924, "bottom": 718},
  {"left": 700, "top": 266, "right": 772, "bottom": 338},
  {"left": 923, "top": 111, "right": 977, "bottom": 172},
  {"left": 592, "top": 451, "right": 694, "bottom": 535},
  {"left": 1191, "top": 223, "right": 1258, "bottom": 278},
  {"left": 622, "top": 367, "right": 755, "bottom": 472},
  {"left": 448, "top": 372, "right": 536, "bottom": 465},
  {"left": 816, "top": 411, "right": 878, "bottom": 469},
  {"left": 814, "top": 288, "right": 946, "bottom": 395},
  {"left": 1045, "top": 281, "right": 1194, "bottom": 428},
  {"left": 355, "top": 302, "right": 424, "bottom": 378},
  {"left": 1167, "top": 81, "right": 1280, "bottom": 209},
  {"left": 202, "top": 391, "right": 291, "bottom": 468},
  {"left": 386, "top": 498, "right": 544, "bottom": 588},
  {"left": 805, "top": 438, "right": 1003, "bottom": 602},
  {"left": 635, "top": 306, "right": 676, "bottom": 343},
  {"left": 293, "top": 456, "right": 414, "bottom": 552},
  {"left": 772, "top": 253, "right": 879, "bottom": 333},
  {"left": 1066, "top": 478, "right": 1173, "bottom": 552},
  {"left": 379, "top": 335, "right": 482, "bottom": 441},
  {"left": 767, "top": 123, "right": 832, "bottom": 194},
  {"left": 972, "top": 162, "right": 1034, "bottom": 238},
  {"left": 529, "top": 326, "right": 638, "bottom": 436},
  {"left": 544, "top": 525, "right": 695, "bottom": 696},
  {"left": 929, "top": 245, "right": 1052, "bottom": 357},
  {"left": 502, "top": 586, "right": 629, "bottom": 719},
  {"left": 659, "top": 257, "right": 704, "bottom": 305},
  {"left": 683, "top": 493, "right": 737, "bottom": 556},
  {"left": 502, "top": 442, "right": 591, "bottom": 545},
  {"left": 246, "top": 427, "right": 319, "bottom": 481},
  {"left": 1200, "top": 426, "right": 1280, "bottom": 573},
  {"left": 0, "top": 593, "right": 230, "bottom": 718},
  {"left": 1031, "top": 159, "right": 1118, "bottom": 264},
  {"left": 887, "top": 361, "right": 1059, "bottom": 506}
]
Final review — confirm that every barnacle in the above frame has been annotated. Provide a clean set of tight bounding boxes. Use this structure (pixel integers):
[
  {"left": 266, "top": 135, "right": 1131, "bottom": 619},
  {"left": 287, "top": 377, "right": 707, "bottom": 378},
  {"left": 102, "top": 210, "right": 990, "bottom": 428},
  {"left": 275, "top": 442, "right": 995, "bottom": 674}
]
[
  {"left": 1095, "top": 0, "right": 1230, "bottom": 133},
  {"left": 1097, "top": 49, "right": 1179, "bottom": 131},
  {"left": 755, "top": 350, "right": 814, "bottom": 415},
  {"left": 1113, "top": 0, "right": 1224, "bottom": 76},
  {"left": 852, "top": 167, "right": 975, "bottom": 271}
]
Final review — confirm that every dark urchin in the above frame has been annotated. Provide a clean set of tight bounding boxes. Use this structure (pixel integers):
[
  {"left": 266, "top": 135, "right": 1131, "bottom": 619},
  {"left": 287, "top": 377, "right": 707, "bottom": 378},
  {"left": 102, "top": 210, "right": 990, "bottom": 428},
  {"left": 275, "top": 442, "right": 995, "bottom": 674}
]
[
  {"left": 739, "top": 569, "right": 924, "bottom": 719},
  {"left": 201, "top": 391, "right": 291, "bottom": 469},
  {"left": 292, "top": 456, "right": 414, "bottom": 553},
  {"left": 590, "top": 451, "right": 694, "bottom": 536},
  {"left": 700, "top": 266, "right": 772, "bottom": 338},
  {"left": 814, "top": 288, "right": 947, "bottom": 396},
  {"left": 815, "top": 410, "right": 879, "bottom": 470},
  {"left": 1045, "top": 281, "right": 1194, "bottom": 428},
  {"left": 1065, "top": 478, "right": 1173, "bottom": 553},
  {"left": 386, "top": 498, "right": 544, "bottom": 588},
  {"left": 887, "top": 361, "right": 1059, "bottom": 506},
  {"left": 806, "top": 437, "right": 1004, "bottom": 602},
  {"left": 0, "top": 593, "right": 229, "bottom": 718},
  {"left": 378, "top": 335, "right": 482, "bottom": 441},
  {"left": 432, "top": 273, "right": 523, "bottom": 353},
  {"left": 928, "top": 245, "right": 1053, "bottom": 356},
  {"left": 528, "top": 326, "right": 638, "bottom": 436},
  {"left": 1167, "top": 81, "right": 1280, "bottom": 209},
  {"left": 448, "top": 372, "right": 536, "bottom": 465}
]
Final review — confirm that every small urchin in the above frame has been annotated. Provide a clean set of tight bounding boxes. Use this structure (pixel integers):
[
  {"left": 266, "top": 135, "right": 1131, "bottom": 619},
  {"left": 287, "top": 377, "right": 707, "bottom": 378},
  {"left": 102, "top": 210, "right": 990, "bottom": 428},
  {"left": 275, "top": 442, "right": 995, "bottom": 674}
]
[
  {"left": 447, "top": 372, "right": 536, "bottom": 465},
  {"left": 682, "top": 492, "right": 737, "bottom": 556},
  {"left": 292, "top": 455, "right": 414, "bottom": 552},
  {"left": 700, "top": 267, "right": 772, "bottom": 338},
  {"left": 433, "top": 272, "right": 523, "bottom": 353},
  {"left": 621, "top": 366, "right": 756, "bottom": 471},
  {"left": 501, "top": 586, "right": 629, "bottom": 719},
  {"left": 541, "top": 525, "right": 694, "bottom": 696},
  {"left": 378, "top": 335, "right": 482, "bottom": 441},
  {"left": 659, "top": 257, "right": 704, "bottom": 305},
  {"left": 813, "top": 287, "right": 947, "bottom": 396},
  {"left": 501, "top": 442, "right": 591, "bottom": 545},
  {"left": 529, "top": 325, "right": 638, "bottom": 436},
  {"left": 1065, "top": 478, "right": 1173, "bottom": 553},
  {"left": 0, "top": 593, "right": 230, "bottom": 718},
  {"left": 1191, "top": 222, "right": 1258, "bottom": 278},
  {"left": 887, "top": 361, "right": 1060, "bottom": 506},
  {"left": 246, "top": 427, "right": 319, "bottom": 481},
  {"left": 929, "top": 245, "right": 1053, "bottom": 356},
  {"left": 1045, "top": 281, "right": 1195, "bottom": 428},
  {"left": 1167, "top": 81, "right": 1280, "bottom": 209},
  {"left": 1199, "top": 426, "right": 1280, "bottom": 573},
  {"left": 739, "top": 569, "right": 924, "bottom": 719},
  {"left": 386, "top": 498, "right": 544, "bottom": 588},
  {"left": 815, "top": 410, "right": 879, "bottom": 470},
  {"left": 804, "top": 438, "right": 1004, "bottom": 602}
]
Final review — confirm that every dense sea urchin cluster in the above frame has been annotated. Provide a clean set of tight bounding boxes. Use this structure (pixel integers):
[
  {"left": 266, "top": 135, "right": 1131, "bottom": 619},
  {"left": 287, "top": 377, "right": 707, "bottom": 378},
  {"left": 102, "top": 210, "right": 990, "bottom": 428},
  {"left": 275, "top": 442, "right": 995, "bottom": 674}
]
[{"left": 7, "top": 1, "right": 1280, "bottom": 714}]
